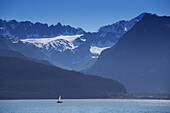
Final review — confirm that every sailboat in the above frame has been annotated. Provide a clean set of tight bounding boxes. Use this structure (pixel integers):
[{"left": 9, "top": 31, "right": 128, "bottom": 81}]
[{"left": 57, "top": 95, "right": 63, "bottom": 103}]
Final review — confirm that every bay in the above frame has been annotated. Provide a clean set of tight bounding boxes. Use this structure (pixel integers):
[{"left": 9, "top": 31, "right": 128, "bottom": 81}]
[{"left": 0, "top": 99, "right": 170, "bottom": 113}]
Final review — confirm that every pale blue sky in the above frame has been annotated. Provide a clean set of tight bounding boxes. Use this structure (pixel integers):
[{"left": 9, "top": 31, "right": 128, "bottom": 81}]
[{"left": 0, "top": 0, "right": 170, "bottom": 31}]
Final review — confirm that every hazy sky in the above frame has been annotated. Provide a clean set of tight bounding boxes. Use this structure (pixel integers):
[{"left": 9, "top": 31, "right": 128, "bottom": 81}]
[{"left": 0, "top": 0, "right": 170, "bottom": 32}]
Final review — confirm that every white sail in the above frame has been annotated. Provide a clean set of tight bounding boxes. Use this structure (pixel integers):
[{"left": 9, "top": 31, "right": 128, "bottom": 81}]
[{"left": 59, "top": 96, "right": 61, "bottom": 101}]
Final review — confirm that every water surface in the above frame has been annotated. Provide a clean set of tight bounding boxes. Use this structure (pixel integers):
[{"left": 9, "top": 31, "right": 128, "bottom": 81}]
[{"left": 0, "top": 99, "right": 170, "bottom": 113}]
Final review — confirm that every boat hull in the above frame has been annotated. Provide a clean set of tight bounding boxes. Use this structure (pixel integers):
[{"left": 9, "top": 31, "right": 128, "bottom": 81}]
[{"left": 57, "top": 101, "right": 63, "bottom": 103}]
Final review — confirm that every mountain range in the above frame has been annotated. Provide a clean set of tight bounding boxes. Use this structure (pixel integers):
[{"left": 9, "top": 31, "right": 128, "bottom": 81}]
[
  {"left": 0, "top": 13, "right": 145, "bottom": 70},
  {"left": 0, "top": 13, "right": 169, "bottom": 93}
]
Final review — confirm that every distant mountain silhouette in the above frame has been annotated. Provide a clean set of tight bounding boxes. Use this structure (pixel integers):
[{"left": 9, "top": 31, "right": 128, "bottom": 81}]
[
  {"left": 0, "top": 56, "right": 126, "bottom": 99},
  {"left": 85, "top": 13, "right": 170, "bottom": 93},
  {"left": 0, "top": 19, "right": 85, "bottom": 39}
]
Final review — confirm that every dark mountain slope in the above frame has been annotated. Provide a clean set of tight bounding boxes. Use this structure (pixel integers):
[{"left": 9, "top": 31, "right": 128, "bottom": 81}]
[
  {"left": 0, "top": 56, "right": 126, "bottom": 99},
  {"left": 0, "top": 49, "right": 51, "bottom": 65},
  {"left": 86, "top": 14, "right": 170, "bottom": 93},
  {"left": 0, "top": 49, "right": 26, "bottom": 59},
  {"left": 0, "top": 35, "right": 46, "bottom": 59}
]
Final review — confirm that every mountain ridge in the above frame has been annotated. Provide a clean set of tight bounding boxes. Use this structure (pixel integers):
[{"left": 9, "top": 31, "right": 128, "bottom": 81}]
[
  {"left": 85, "top": 13, "right": 170, "bottom": 93},
  {"left": 0, "top": 13, "right": 162, "bottom": 71},
  {"left": 0, "top": 19, "right": 85, "bottom": 39}
]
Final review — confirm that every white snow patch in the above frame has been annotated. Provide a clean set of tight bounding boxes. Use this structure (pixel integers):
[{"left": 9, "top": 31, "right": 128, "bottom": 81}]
[
  {"left": 89, "top": 41, "right": 116, "bottom": 58},
  {"left": 20, "top": 34, "right": 83, "bottom": 51},
  {"left": 12, "top": 40, "right": 19, "bottom": 43},
  {"left": 21, "top": 34, "right": 83, "bottom": 44},
  {"left": 90, "top": 46, "right": 110, "bottom": 55},
  {"left": 80, "top": 38, "right": 86, "bottom": 42},
  {"left": 91, "top": 56, "right": 98, "bottom": 59},
  {"left": 124, "top": 27, "right": 127, "bottom": 31}
]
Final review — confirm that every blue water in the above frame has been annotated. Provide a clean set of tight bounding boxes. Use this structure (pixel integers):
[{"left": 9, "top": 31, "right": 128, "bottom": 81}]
[{"left": 0, "top": 99, "right": 170, "bottom": 113}]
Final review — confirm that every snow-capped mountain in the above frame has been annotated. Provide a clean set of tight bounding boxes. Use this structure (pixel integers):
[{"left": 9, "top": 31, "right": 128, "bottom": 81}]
[
  {"left": 0, "top": 13, "right": 146, "bottom": 70},
  {"left": 21, "top": 34, "right": 83, "bottom": 52}
]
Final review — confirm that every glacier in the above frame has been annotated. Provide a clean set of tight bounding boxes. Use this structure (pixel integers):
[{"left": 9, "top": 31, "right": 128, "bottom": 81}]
[{"left": 21, "top": 34, "right": 83, "bottom": 52}]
